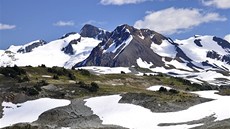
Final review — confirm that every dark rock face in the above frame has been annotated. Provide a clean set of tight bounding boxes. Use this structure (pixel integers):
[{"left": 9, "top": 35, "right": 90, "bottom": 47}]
[
  {"left": 206, "top": 51, "right": 230, "bottom": 65},
  {"left": 175, "top": 46, "right": 192, "bottom": 62},
  {"left": 194, "top": 39, "right": 203, "bottom": 47},
  {"left": 17, "top": 40, "right": 46, "bottom": 53},
  {"left": 222, "top": 55, "right": 230, "bottom": 64},
  {"left": 80, "top": 24, "right": 111, "bottom": 41},
  {"left": 207, "top": 51, "right": 221, "bottom": 60},
  {"left": 62, "top": 36, "right": 81, "bottom": 55},
  {"left": 62, "top": 43, "right": 74, "bottom": 55},
  {"left": 76, "top": 24, "right": 166, "bottom": 67},
  {"left": 213, "top": 36, "right": 230, "bottom": 51}
]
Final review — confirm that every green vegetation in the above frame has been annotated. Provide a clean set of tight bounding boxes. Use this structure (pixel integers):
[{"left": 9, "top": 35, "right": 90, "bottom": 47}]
[
  {"left": 77, "top": 81, "right": 99, "bottom": 92},
  {"left": 78, "top": 69, "right": 91, "bottom": 76},
  {"left": 0, "top": 65, "right": 26, "bottom": 78},
  {"left": 158, "top": 87, "right": 179, "bottom": 94},
  {"left": 53, "top": 74, "right": 59, "bottom": 80},
  {"left": 0, "top": 66, "right": 217, "bottom": 102}
]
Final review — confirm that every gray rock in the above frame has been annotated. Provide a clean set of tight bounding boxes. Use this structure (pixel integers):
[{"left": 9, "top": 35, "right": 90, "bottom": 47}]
[{"left": 34, "top": 98, "right": 126, "bottom": 129}]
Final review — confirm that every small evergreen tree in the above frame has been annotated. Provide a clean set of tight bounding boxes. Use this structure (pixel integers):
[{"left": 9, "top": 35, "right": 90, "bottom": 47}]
[
  {"left": 68, "top": 73, "right": 76, "bottom": 80},
  {"left": 90, "top": 82, "right": 99, "bottom": 92},
  {"left": 53, "top": 74, "right": 59, "bottom": 80}
]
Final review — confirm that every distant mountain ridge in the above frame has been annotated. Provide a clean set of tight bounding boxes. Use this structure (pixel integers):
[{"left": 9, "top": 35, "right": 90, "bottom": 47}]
[{"left": 1, "top": 24, "right": 230, "bottom": 85}]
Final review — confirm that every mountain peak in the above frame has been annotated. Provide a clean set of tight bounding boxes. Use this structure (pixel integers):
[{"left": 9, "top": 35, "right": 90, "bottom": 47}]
[
  {"left": 80, "top": 24, "right": 110, "bottom": 40},
  {"left": 61, "top": 32, "right": 77, "bottom": 39}
]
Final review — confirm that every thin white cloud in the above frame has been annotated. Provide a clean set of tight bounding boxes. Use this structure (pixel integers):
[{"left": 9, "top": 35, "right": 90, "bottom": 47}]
[
  {"left": 134, "top": 7, "right": 227, "bottom": 35},
  {"left": 54, "top": 21, "right": 75, "bottom": 27},
  {"left": 0, "top": 23, "right": 16, "bottom": 30},
  {"left": 202, "top": 0, "right": 230, "bottom": 9},
  {"left": 224, "top": 34, "right": 230, "bottom": 42},
  {"left": 82, "top": 20, "right": 106, "bottom": 26},
  {"left": 100, "top": 0, "right": 147, "bottom": 5}
]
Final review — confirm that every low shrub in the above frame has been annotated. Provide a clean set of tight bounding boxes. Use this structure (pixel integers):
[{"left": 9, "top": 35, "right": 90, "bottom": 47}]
[
  {"left": 90, "top": 82, "right": 99, "bottom": 92},
  {"left": 77, "top": 81, "right": 99, "bottom": 92},
  {"left": 68, "top": 73, "right": 76, "bottom": 80},
  {"left": 169, "top": 89, "right": 179, "bottom": 94},
  {"left": 0, "top": 65, "right": 26, "bottom": 78},
  {"left": 53, "top": 74, "right": 59, "bottom": 80},
  {"left": 159, "top": 87, "right": 168, "bottom": 92},
  {"left": 121, "top": 71, "right": 126, "bottom": 74},
  {"left": 18, "top": 76, "right": 30, "bottom": 83},
  {"left": 78, "top": 69, "right": 90, "bottom": 76}
]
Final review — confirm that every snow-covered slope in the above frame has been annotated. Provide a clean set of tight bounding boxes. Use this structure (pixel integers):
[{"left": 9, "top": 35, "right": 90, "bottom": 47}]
[
  {"left": 175, "top": 35, "right": 230, "bottom": 71},
  {"left": 0, "top": 33, "right": 101, "bottom": 68},
  {"left": 64, "top": 37, "right": 101, "bottom": 68}
]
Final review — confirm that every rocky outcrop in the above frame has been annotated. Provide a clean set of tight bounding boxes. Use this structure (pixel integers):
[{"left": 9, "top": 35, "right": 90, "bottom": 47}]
[
  {"left": 61, "top": 32, "right": 77, "bottom": 39},
  {"left": 34, "top": 99, "right": 126, "bottom": 129},
  {"left": 80, "top": 24, "right": 111, "bottom": 41},
  {"left": 17, "top": 40, "right": 46, "bottom": 53},
  {"left": 119, "top": 92, "right": 212, "bottom": 113},
  {"left": 62, "top": 35, "right": 81, "bottom": 55}
]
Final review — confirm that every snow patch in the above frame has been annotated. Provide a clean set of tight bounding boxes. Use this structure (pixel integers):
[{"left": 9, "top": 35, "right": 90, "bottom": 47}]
[
  {"left": 151, "top": 40, "right": 176, "bottom": 58},
  {"left": 0, "top": 98, "right": 70, "bottom": 128},
  {"left": 41, "top": 75, "right": 52, "bottom": 78},
  {"left": 164, "top": 59, "right": 193, "bottom": 71},
  {"left": 136, "top": 58, "right": 153, "bottom": 68},
  {"left": 79, "top": 66, "right": 131, "bottom": 74},
  {"left": 147, "top": 85, "right": 172, "bottom": 91},
  {"left": 0, "top": 50, "right": 5, "bottom": 55}
]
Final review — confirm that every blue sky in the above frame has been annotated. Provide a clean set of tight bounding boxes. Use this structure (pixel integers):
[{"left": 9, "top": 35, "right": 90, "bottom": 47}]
[{"left": 0, "top": 0, "right": 230, "bottom": 49}]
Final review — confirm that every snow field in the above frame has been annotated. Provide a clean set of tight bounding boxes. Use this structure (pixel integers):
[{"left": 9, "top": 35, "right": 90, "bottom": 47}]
[
  {"left": 85, "top": 89, "right": 230, "bottom": 129},
  {"left": 0, "top": 98, "right": 70, "bottom": 128}
]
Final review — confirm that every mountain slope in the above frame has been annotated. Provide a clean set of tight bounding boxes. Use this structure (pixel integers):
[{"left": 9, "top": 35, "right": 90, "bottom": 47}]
[
  {"left": 76, "top": 24, "right": 169, "bottom": 67},
  {"left": 0, "top": 33, "right": 101, "bottom": 68}
]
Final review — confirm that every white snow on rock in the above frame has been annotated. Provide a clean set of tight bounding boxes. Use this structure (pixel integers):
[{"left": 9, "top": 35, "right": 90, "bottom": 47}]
[
  {"left": 85, "top": 91, "right": 230, "bottom": 129},
  {"left": 7, "top": 45, "right": 22, "bottom": 53},
  {"left": 136, "top": 58, "right": 153, "bottom": 68},
  {"left": 164, "top": 59, "right": 193, "bottom": 71},
  {"left": 79, "top": 66, "right": 131, "bottom": 74},
  {"left": 0, "top": 51, "right": 17, "bottom": 67},
  {"left": 147, "top": 85, "right": 172, "bottom": 91},
  {"left": 0, "top": 98, "right": 70, "bottom": 128},
  {"left": 0, "top": 50, "right": 5, "bottom": 55},
  {"left": 150, "top": 66, "right": 191, "bottom": 75},
  {"left": 224, "top": 34, "right": 230, "bottom": 43},
  {"left": 151, "top": 39, "right": 176, "bottom": 58},
  {"left": 41, "top": 75, "right": 52, "bottom": 78},
  {"left": 103, "top": 35, "right": 133, "bottom": 59},
  {"left": 64, "top": 37, "right": 101, "bottom": 68},
  {"left": 176, "top": 36, "right": 227, "bottom": 61},
  {"left": 149, "top": 66, "right": 230, "bottom": 86}
]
